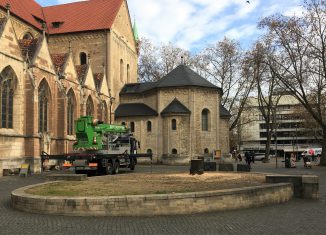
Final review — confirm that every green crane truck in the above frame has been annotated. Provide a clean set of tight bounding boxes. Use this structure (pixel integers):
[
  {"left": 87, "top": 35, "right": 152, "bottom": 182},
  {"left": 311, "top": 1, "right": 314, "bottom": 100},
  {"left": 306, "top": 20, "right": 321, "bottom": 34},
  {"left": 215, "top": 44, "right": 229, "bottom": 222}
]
[{"left": 41, "top": 116, "right": 151, "bottom": 175}]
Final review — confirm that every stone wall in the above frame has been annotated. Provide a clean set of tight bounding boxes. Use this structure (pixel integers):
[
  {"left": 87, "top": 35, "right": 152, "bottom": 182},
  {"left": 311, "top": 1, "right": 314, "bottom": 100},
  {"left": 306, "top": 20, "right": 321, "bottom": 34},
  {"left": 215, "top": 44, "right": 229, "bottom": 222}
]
[{"left": 11, "top": 182, "right": 293, "bottom": 216}]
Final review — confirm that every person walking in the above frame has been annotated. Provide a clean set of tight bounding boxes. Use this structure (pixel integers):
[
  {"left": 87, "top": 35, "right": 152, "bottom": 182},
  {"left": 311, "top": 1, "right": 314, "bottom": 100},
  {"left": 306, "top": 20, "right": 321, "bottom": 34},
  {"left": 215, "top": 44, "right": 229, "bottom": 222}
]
[
  {"left": 245, "top": 151, "right": 251, "bottom": 167},
  {"left": 251, "top": 151, "right": 255, "bottom": 163}
]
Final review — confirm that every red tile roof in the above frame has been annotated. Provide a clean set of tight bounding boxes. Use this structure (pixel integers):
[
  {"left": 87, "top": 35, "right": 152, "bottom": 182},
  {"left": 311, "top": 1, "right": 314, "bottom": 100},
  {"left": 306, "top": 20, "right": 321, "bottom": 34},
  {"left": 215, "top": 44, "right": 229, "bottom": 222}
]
[
  {"left": 76, "top": 64, "right": 89, "bottom": 84},
  {"left": 0, "top": 0, "right": 124, "bottom": 34},
  {"left": 51, "top": 53, "right": 68, "bottom": 73},
  {"left": 43, "top": 0, "right": 123, "bottom": 34},
  {"left": 0, "top": 0, "right": 44, "bottom": 29},
  {"left": 18, "top": 38, "right": 39, "bottom": 61}
]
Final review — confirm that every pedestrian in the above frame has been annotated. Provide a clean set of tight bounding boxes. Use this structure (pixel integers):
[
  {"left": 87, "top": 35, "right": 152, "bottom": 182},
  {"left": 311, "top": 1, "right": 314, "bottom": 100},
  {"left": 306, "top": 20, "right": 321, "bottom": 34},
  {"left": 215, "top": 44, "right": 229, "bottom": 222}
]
[
  {"left": 251, "top": 151, "right": 255, "bottom": 163},
  {"left": 245, "top": 151, "right": 251, "bottom": 167}
]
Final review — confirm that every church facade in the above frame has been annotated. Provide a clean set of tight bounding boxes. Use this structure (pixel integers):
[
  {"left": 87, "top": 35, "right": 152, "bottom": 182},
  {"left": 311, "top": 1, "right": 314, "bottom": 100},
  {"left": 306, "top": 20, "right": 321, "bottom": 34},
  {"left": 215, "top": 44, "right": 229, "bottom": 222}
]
[
  {"left": 116, "top": 65, "right": 231, "bottom": 164},
  {"left": 0, "top": 0, "right": 138, "bottom": 175}
]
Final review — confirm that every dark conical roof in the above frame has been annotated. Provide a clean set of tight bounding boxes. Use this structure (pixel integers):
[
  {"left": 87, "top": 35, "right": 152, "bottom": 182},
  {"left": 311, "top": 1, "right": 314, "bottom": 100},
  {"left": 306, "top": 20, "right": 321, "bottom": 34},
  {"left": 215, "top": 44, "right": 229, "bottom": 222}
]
[
  {"left": 220, "top": 105, "right": 232, "bottom": 119},
  {"left": 161, "top": 98, "right": 191, "bottom": 116},
  {"left": 120, "top": 65, "right": 221, "bottom": 95},
  {"left": 156, "top": 65, "right": 218, "bottom": 89}
]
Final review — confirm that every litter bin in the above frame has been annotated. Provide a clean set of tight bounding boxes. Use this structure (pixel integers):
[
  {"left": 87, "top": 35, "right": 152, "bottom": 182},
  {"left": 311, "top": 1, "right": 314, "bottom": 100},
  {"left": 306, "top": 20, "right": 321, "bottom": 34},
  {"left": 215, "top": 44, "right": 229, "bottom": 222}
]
[
  {"left": 190, "top": 159, "right": 204, "bottom": 175},
  {"left": 285, "top": 156, "right": 291, "bottom": 168}
]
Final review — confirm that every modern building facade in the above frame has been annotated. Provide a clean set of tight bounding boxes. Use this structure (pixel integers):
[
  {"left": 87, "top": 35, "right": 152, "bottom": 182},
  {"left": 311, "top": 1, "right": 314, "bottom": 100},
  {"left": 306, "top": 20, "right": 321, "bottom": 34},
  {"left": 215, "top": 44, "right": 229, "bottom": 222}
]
[{"left": 240, "top": 95, "right": 322, "bottom": 157}]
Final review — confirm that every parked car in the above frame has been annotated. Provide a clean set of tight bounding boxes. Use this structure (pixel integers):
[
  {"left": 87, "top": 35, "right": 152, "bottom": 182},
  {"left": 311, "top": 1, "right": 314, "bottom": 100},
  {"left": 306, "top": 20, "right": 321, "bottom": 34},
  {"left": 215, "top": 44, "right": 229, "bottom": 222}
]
[{"left": 254, "top": 154, "right": 266, "bottom": 161}]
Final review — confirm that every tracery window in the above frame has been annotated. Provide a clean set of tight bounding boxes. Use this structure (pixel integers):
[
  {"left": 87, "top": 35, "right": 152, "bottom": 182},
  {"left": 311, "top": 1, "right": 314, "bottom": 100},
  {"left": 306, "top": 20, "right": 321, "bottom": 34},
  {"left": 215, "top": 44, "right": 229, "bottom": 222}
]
[
  {"left": 39, "top": 80, "right": 50, "bottom": 133},
  {"left": 86, "top": 96, "right": 93, "bottom": 116},
  {"left": 67, "top": 90, "right": 75, "bottom": 135},
  {"left": 0, "top": 67, "right": 15, "bottom": 129}
]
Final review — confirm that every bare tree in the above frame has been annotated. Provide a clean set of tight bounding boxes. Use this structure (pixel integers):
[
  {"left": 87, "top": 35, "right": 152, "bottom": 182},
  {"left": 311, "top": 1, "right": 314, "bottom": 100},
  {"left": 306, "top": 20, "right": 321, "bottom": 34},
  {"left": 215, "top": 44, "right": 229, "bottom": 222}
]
[
  {"left": 138, "top": 38, "right": 192, "bottom": 82},
  {"left": 259, "top": 0, "right": 326, "bottom": 165},
  {"left": 195, "top": 37, "right": 255, "bottom": 131}
]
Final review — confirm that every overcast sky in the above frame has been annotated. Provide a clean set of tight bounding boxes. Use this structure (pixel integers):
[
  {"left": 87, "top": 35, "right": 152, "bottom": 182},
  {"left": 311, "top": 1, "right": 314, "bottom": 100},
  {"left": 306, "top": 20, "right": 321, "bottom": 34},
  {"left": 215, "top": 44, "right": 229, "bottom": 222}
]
[{"left": 37, "top": 0, "right": 304, "bottom": 52}]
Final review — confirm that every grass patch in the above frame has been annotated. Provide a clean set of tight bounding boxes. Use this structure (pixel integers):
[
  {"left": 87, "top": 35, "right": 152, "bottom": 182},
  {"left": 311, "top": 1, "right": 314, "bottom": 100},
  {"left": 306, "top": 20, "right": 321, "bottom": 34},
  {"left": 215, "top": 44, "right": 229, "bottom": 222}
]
[{"left": 26, "top": 172, "right": 266, "bottom": 197}]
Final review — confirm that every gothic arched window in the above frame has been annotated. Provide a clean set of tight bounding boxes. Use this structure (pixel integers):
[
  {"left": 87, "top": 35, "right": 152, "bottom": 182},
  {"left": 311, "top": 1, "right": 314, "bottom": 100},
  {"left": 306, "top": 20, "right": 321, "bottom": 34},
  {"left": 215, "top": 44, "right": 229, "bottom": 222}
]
[
  {"left": 86, "top": 96, "right": 94, "bottom": 116},
  {"left": 0, "top": 66, "right": 16, "bottom": 129},
  {"left": 22, "top": 32, "right": 33, "bottom": 40},
  {"left": 202, "top": 109, "right": 210, "bottom": 131},
  {"left": 80, "top": 52, "right": 87, "bottom": 65},
  {"left": 102, "top": 101, "right": 108, "bottom": 123},
  {"left": 120, "top": 59, "right": 124, "bottom": 82},
  {"left": 127, "top": 64, "right": 130, "bottom": 83},
  {"left": 38, "top": 80, "right": 50, "bottom": 133},
  {"left": 67, "top": 90, "right": 75, "bottom": 135}
]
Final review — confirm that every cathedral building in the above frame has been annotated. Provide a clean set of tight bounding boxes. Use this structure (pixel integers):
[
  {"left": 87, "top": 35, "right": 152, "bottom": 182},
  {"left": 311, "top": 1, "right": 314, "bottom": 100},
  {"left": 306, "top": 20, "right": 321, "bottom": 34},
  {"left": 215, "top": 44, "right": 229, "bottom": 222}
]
[{"left": 0, "top": 0, "right": 138, "bottom": 175}]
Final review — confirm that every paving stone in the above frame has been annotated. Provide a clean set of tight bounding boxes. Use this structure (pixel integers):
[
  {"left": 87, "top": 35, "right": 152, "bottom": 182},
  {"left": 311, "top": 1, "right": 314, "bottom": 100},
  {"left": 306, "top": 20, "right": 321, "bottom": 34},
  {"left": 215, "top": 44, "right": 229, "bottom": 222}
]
[{"left": 0, "top": 163, "right": 325, "bottom": 235}]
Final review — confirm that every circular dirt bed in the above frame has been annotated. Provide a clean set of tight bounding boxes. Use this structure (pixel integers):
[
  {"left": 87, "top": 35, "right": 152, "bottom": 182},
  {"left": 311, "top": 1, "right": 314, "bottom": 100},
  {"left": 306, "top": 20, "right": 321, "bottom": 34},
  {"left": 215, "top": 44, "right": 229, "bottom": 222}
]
[{"left": 26, "top": 172, "right": 266, "bottom": 197}]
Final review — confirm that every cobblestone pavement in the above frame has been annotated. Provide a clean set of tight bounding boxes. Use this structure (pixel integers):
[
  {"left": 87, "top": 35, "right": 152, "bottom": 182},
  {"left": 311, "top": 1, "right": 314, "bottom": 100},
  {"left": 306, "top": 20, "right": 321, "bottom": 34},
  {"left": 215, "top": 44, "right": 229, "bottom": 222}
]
[{"left": 0, "top": 160, "right": 325, "bottom": 235}]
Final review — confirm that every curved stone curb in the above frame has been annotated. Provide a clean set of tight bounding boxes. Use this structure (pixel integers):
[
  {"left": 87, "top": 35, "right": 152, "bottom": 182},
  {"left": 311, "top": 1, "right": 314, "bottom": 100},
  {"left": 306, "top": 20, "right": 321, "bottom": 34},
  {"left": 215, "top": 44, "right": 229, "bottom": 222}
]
[{"left": 11, "top": 182, "right": 294, "bottom": 216}]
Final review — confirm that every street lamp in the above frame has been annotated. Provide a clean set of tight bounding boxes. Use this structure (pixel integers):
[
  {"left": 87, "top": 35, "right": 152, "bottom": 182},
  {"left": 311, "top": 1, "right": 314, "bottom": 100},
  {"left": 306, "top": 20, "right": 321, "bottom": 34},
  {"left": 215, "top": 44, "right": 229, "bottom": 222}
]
[{"left": 108, "top": 89, "right": 115, "bottom": 124}]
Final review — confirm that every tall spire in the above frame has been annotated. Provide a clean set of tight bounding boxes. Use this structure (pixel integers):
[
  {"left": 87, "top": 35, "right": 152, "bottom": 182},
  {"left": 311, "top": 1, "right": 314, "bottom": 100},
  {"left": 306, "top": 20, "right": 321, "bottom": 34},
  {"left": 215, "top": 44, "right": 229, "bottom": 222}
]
[{"left": 132, "top": 18, "right": 139, "bottom": 42}]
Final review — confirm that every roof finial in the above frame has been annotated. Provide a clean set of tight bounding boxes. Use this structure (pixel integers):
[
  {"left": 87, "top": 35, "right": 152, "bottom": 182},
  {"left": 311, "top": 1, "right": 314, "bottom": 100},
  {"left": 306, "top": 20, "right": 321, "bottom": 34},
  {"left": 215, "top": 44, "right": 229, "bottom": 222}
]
[
  {"left": 5, "top": 3, "right": 10, "bottom": 18},
  {"left": 181, "top": 56, "right": 185, "bottom": 65},
  {"left": 41, "top": 22, "right": 46, "bottom": 37}
]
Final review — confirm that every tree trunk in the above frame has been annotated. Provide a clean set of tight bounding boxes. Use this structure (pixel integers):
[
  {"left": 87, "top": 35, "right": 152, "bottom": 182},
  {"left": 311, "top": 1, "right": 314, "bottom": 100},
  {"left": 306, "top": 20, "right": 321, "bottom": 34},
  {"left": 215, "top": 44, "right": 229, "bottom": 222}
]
[{"left": 320, "top": 130, "right": 326, "bottom": 166}]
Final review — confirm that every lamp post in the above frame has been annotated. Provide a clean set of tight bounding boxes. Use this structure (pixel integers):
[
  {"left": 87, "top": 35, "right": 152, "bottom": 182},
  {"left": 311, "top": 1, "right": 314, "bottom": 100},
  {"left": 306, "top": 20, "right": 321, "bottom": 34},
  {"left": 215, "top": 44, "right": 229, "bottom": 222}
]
[{"left": 108, "top": 89, "right": 115, "bottom": 124}]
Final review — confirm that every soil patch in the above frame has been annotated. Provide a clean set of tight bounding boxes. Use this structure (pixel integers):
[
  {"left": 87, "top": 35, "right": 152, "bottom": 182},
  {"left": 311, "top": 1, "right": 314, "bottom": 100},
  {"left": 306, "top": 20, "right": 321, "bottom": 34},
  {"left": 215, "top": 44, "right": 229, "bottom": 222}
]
[{"left": 26, "top": 172, "right": 266, "bottom": 197}]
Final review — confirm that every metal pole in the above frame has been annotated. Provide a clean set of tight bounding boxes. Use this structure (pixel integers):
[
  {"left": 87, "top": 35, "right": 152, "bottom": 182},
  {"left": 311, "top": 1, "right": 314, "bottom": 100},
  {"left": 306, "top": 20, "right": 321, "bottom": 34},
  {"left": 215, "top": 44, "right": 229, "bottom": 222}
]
[{"left": 275, "top": 133, "right": 278, "bottom": 168}]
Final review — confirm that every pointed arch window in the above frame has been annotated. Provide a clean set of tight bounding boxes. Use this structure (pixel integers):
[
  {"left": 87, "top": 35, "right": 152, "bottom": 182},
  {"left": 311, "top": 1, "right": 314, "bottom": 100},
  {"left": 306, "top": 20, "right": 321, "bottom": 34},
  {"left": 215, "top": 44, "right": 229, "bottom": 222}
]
[
  {"left": 102, "top": 101, "right": 108, "bottom": 123},
  {"left": 80, "top": 52, "right": 87, "bottom": 65},
  {"left": 120, "top": 59, "right": 124, "bottom": 82},
  {"left": 22, "top": 32, "right": 33, "bottom": 40},
  {"left": 202, "top": 109, "right": 210, "bottom": 131},
  {"left": 67, "top": 90, "right": 75, "bottom": 135},
  {"left": 127, "top": 64, "right": 130, "bottom": 83},
  {"left": 86, "top": 96, "right": 94, "bottom": 116},
  {"left": 0, "top": 67, "right": 15, "bottom": 129},
  {"left": 39, "top": 80, "right": 50, "bottom": 133}
]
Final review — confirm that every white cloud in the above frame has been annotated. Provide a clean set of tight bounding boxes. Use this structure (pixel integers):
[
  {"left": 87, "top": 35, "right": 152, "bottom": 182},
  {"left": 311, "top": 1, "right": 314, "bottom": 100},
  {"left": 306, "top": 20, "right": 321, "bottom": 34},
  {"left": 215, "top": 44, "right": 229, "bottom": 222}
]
[{"left": 53, "top": 0, "right": 303, "bottom": 52}]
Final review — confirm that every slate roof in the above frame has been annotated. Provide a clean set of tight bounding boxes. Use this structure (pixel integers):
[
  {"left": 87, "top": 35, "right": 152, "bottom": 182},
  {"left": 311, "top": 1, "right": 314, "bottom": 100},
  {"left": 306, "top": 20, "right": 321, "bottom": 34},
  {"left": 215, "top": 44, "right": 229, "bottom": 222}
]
[
  {"left": 75, "top": 64, "right": 89, "bottom": 84},
  {"left": 18, "top": 38, "right": 39, "bottom": 61},
  {"left": 0, "top": 0, "right": 124, "bottom": 34},
  {"left": 220, "top": 105, "right": 232, "bottom": 119},
  {"left": 120, "top": 65, "right": 221, "bottom": 95},
  {"left": 115, "top": 103, "right": 158, "bottom": 118},
  {"left": 120, "top": 82, "right": 156, "bottom": 94},
  {"left": 51, "top": 53, "right": 68, "bottom": 74},
  {"left": 94, "top": 73, "right": 104, "bottom": 92},
  {"left": 156, "top": 65, "right": 219, "bottom": 89},
  {"left": 161, "top": 98, "right": 191, "bottom": 116}
]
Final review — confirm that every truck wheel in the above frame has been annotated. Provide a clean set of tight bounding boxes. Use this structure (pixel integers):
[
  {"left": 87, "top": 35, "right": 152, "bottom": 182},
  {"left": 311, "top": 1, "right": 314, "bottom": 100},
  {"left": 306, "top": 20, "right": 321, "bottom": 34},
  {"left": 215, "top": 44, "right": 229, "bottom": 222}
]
[
  {"left": 113, "top": 161, "right": 120, "bottom": 174},
  {"left": 106, "top": 163, "right": 114, "bottom": 175}
]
